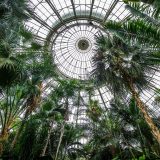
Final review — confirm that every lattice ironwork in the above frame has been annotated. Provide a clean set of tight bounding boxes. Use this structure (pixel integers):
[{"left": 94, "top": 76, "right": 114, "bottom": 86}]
[{"left": 26, "top": 0, "right": 160, "bottom": 124}]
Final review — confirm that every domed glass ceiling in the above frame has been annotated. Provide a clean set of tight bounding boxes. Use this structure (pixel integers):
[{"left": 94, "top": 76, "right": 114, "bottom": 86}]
[
  {"left": 26, "top": 0, "right": 130, "bottom": 79},
  {"left": 53, "top": 24, "right": 98, "bottom": 80},
  {"left": 26, "top": 0, "right": 130, "bottom": 40},
  {"left": 26, "top": 0, "right": 160, "bottom": 122}
]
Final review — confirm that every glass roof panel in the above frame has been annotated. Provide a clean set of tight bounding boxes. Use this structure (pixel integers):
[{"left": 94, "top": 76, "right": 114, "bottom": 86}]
[
  {"left": 52, "top": 0, "right": 72, "bottom": 16},
  {"left": 108, "top": 1, "right": 130, "bottom": 21},
  {"left": 92, "top": 0, "right": 113, "bottom": 17},
  {"left": 27, "top": 0, "right": 130, "bottom": 41}
]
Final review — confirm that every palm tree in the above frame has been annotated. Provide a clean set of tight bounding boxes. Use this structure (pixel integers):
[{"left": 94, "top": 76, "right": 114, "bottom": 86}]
[
  {"left": 99, "top": 1, "right": 160, "bottom": 143},
  {"left": 110, "top": 98, "right": 160, "bottom": 158},
  {"left": 10, "top": 48, "right": 58, "bottom": 149},
  {"left": 54, "top": 123, "right": 85, "bottom": 160},
  {"left": 91, "top": 32, "right": 160, "bottom": 143},
  {"left": 85, "top": 101, "right": 138, "bottom": 160},
  {"left": 11, "top": 77, "right": 43, "bottom": 148},
  {"left": 0, "top": 84, "right": 29, "bottom": 155},
  {"left": 85, "top": 97, "right": 160, "bottom": 159}
]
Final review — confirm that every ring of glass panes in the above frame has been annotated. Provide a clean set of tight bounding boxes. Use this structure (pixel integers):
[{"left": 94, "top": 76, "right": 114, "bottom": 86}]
[{"left": 52, "top": 24, "right": 100, "bottom": 80}]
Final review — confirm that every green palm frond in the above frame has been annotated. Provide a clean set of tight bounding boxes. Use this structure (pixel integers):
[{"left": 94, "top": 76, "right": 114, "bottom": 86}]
[
  {"left": 0, "top": 57, "right": 15, "bottom": 68},
  {"left": 0, "top": 56, "right": 21, "bottom": 87},
  {"left": 92, "top": 31, "right": 160, "bottom": 96},
  {"left": 30, "top": 42, "right": 42, "bottom": 50},
  {"left": 0, "top": 0, "right": 32, "bottom": 21},
  {"left": 124, "top": 0, "right": 160, "bottom": 19},
  {"left": 19, "top": 27, "right": 33, "bottom": 42},
  {"left": 154, "top": 88, "right": 160, "bottom": 103},
  {"left": 125, "top": 3, "right": 159, "bottom": 25},
  {"left": 144, "top": 51, "right": 160, "bottom": 65},
  {"left": 104, "top": 19, "right": 160, "bottom": 47}
]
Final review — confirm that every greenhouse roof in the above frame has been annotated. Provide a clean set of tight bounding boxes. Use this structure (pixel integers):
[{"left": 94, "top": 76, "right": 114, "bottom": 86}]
[
  {"left": 25, "top": 0, "right": 132, "bottom": 80},
  {"left": 25, "top": 0, "right": 160, "bottom": 120}
]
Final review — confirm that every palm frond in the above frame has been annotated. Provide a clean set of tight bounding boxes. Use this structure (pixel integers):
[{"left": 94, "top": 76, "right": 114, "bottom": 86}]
[
  {"left": 104, "top": 19, "right": 160, "bottom": 47},
  {"left": 125, "top": 3, "right": 159, "bottom": 25}
]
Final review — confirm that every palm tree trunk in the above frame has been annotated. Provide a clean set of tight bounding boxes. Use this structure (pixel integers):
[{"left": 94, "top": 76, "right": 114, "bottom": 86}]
[
  {"left": 76, "top": 91, "right": 80, "bottom": 125},
  {"left": 64, "top": 97, "right": 69, "bottom": 121},
  {"left": 0, "top": 120, "right": 13, "bottom": 155},
  {"left": 11, "top": 110, "right": 29, "bottom": 149},
  {"left": 0, "top": 128, "right": 8, "bottom": 156},
  {"left": 54, "top": 124, "right": 64, "bottom": 160},
  {"left": 0, "top": 143, "right": 3, "bottom": 156},
  {"left": 128, "top": 81, "right": 160, "bottom": 144},
  {"left": 41, "top": 122, "right": 53, "bottom": 156}
]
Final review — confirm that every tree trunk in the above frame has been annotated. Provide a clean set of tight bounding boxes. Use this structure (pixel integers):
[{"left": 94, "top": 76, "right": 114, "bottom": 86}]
[
  {"left": 0, "top": 129, "right": 8, "bottom": 156},
  {"left": 128, "top": 81, "right": 160, "bottom": 144},
  {"left": 0, "top": 143, "right": 3, "bottom": 156},
  {"left": 41, "top": 122, "right": 53, "bottom": 156},
  {"left": 54, "top": 124, "right": 64, "bottom": 160},
  {"left": 64, "top": 97, "right": 69, "bottom": 121},
  {"left": 11, "top": 110, "right": 29, "bottom": 149},
  {"left": 0, "top": 121, "right": 12, "bottom": 155}
]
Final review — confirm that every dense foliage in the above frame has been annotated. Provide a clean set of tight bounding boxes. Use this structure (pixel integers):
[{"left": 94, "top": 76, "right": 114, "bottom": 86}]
[{"left": 0, "top": 0, "right": 159, "bottom": 160}]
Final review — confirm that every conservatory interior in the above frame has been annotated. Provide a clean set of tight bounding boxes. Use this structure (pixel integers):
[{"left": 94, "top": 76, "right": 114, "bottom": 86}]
[{"left": 0, "top": 0, "right": 160, "bottom": 159}]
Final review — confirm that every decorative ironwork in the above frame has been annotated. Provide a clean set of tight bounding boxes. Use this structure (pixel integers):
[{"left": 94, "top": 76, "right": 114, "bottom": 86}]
[{"left": 25, "top": 0, "right": 160, "bottom": 122}]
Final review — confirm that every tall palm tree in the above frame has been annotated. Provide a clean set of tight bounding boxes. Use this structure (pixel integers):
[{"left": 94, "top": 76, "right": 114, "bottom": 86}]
[{"left": 91, "top": 33, "right": 160, "bottom": 143}]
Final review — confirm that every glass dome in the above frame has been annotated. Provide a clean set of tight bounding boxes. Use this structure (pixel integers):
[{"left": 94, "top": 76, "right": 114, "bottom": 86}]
[
  {"left": 26, "top": 0, "right": 160, "bottom": 123},
  {"left": 26, "top": 0, "right": 131, "bottom": 80}
]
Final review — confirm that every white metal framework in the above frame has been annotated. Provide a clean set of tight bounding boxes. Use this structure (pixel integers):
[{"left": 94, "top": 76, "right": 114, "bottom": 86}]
[{"left": 26, "top": 0, "right": 160, "bottom": 124}]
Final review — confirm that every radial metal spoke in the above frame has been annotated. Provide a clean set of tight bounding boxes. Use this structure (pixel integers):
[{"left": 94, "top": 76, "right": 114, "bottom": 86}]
[
  {"left": 70, "top": 0, "right": 77, "bottom": 19},
  {"left": 89, "top": 0, "right": 95, "bottom": 20},
  {"left": 45, "top": 0, "right": 65, "bottom": 25},
  {"left": 29, "top": 13, "right": 53, "bottom": 30},
  {"left": 103, "top": 0, "right": 119, "bottom": 23}
]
